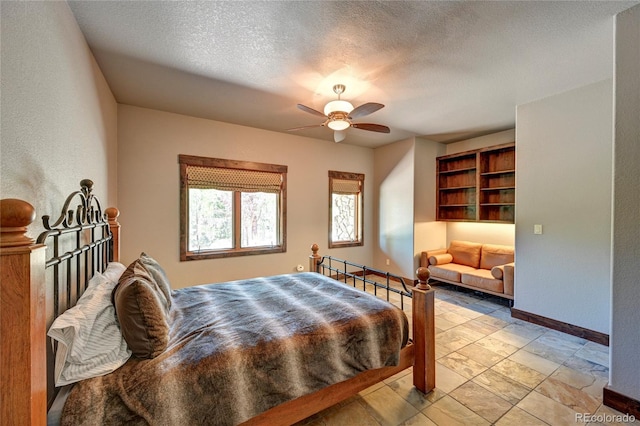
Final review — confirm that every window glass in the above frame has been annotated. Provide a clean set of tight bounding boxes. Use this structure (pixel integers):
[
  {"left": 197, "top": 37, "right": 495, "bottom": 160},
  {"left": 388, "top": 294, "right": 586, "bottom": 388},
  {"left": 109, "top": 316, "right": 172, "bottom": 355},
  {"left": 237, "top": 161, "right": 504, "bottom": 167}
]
[
  {"left": 240, "top": 192, "right": 278, "bottom": 248},
  {"left": 188, "top": 188, "right": 233, "bottom": 251},
  {"left": 329, "top": 171, "right": 364, "bottom": 248},
  {"left": 332, "top": 193, "right": 357, "bottom": 242}
]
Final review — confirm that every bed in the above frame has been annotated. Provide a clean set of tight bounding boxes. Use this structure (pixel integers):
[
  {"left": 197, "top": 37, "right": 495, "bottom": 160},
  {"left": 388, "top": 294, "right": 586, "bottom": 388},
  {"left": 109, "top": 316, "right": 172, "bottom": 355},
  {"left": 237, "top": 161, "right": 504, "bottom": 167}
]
[{"left": 0, "top": 180, "right": 434, "bottom": 426}]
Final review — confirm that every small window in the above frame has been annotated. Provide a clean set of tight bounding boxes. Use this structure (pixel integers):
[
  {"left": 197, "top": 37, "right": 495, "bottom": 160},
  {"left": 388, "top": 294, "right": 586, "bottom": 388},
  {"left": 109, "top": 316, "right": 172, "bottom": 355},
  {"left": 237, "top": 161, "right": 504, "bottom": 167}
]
[
  {"left": 329, "top": 170, "right": 364, "bottom": 248},
  {"left": 179, "top": 155, "right": 287, "bottom": 260}
]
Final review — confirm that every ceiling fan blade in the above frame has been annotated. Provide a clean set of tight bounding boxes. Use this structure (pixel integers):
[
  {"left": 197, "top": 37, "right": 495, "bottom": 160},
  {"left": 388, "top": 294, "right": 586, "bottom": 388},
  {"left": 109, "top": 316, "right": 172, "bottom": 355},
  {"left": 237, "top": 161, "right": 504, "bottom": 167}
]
[
  {"left": 351, "top": 123, "right": 390, "bottom": 133},
  {"left": 286, "top": 124, "right": 323, "bottom": 131},
  {"left": 348, "top": 102, "right": 384, "bottom": 119},
  {"left": 297, "top": 104, "right": 327, "bottom": 118},
  {"left": 334, "top": 130, "right": 346, "bottom": 143}
]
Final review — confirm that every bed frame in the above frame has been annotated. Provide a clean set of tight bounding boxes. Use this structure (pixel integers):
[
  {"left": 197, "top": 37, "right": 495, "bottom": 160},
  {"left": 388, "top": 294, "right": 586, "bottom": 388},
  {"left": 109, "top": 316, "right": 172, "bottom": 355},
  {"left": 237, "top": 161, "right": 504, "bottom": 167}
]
[{"left": 0, "top": 180, "right": 434, "bottom": 426}]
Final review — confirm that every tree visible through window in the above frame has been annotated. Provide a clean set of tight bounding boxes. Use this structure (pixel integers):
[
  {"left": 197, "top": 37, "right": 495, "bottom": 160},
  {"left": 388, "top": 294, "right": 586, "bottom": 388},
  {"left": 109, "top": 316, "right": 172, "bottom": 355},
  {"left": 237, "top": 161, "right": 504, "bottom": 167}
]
[
  {"left": 179, "top": 155, "right": 287, "bottom": 260},
  {"left": 329, "top": 171, "right": 364, "bottom": 248}
]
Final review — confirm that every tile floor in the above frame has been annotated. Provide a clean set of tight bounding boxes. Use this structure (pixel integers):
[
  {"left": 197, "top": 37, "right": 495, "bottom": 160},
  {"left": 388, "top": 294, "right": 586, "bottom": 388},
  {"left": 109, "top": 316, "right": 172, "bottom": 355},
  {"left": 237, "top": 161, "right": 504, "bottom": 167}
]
[{"left": 296, "top": 282, "right": 638, "bottom": 426}]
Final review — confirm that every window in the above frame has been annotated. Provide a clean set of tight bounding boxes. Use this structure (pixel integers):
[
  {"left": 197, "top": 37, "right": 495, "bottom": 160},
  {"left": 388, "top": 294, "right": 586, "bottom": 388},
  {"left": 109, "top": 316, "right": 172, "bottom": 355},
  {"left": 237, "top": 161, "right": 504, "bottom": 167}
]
[
  {"left": 329, "top": 170, "right": 364, "bottom": 248},
  {"left": 179, "top": 155, "right": 287, "bottom": 260}
]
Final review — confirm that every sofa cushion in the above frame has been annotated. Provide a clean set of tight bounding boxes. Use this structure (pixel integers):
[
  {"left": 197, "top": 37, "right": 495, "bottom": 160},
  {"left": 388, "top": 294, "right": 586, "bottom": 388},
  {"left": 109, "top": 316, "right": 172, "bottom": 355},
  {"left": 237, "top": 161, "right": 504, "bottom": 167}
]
[
  {"left": 448, "top": 240, "right": 483, "bottom": 268},
  {"left": 461, "top": 269, "right": 504, "bottom": 293},
  {"left": 429, "top": 263, "right": 478, "bottom": 283},
  {"left": 480, "top": 244, "right": 514, "bottom": 270}
]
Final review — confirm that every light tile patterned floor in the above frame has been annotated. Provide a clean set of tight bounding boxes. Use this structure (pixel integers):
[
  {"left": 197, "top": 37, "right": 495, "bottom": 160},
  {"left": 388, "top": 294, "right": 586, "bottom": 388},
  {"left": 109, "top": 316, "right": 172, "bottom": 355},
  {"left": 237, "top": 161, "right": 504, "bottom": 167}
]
[{"left": 296, "top": 282, "right": 638, "bottom": 426}]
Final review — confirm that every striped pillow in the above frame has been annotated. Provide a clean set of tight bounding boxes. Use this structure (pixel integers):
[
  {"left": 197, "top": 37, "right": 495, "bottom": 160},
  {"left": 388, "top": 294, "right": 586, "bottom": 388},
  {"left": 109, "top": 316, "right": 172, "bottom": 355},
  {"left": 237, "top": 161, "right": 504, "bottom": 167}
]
[{"left": 47, "top": 262, "right": 130, "bottom": 386}]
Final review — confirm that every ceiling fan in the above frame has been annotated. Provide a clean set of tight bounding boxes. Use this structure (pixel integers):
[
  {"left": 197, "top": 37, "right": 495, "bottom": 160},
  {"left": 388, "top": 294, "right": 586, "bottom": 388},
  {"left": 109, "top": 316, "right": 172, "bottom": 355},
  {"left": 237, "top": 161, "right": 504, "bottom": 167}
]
[{"left": 288, "top": 84, "right": 390, "bottom": 143}]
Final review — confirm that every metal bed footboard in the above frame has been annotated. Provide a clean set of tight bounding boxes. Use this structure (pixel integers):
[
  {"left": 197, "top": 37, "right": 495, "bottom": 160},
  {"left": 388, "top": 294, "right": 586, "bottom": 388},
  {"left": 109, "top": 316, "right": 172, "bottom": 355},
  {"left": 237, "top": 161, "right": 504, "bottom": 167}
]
[{"left": 313, "top": 254, "right": 414, "bottom": 311}]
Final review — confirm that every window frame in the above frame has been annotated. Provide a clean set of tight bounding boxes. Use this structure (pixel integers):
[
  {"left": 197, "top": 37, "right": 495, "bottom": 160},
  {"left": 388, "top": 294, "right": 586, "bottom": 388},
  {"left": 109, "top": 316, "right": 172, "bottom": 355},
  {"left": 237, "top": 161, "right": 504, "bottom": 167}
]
[
  {"left": 328, "top": 170, "right": 364, "bottom": 248},
  {"left": 179, "top": 154, "right": 287, "bottom": 261}
]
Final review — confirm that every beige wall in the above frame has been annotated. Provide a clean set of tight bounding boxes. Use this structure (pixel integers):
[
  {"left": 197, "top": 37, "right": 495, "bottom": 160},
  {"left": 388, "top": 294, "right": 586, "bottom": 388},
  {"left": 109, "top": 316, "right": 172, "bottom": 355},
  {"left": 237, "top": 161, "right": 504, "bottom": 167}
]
[
  {"left": 610, "top": 2, "right": 640, "bottom": 404},
  {"left": 413, "top": 138, "right": 447, "bottom": 269},
  {"left": 373, "top": 138, "right": 417, "bottom": 277},
  {"left": 117, "top": 105, "right": 374, "bottom": 288},
  {"left": 445, "top": 129, "right": 515, "bottom": 155},
  {"left": 515, "top": 79, "right": 613, "bottom": 334},
  {"left": 0, "top": 1, "right": 117, "bottom": 235}
]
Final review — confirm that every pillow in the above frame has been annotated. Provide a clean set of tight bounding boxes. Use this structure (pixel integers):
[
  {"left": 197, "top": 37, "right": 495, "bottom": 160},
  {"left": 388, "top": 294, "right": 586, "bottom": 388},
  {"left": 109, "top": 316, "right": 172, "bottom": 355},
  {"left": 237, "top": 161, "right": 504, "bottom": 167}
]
[
  {"left": 448, "top": 240, "right": 483, "bottom": 268},
  {"left": 491, "top": 265, "right": 504, "bottom": 280},
  {"left": 138, "top": 252, "right": 172, "bottom": 308},
  {"left": 429, "top": 253, "right": 453, "bottom": 266},
  {"left": 117, "top": 257, "right": 171, "bottom": 315},
  {"left": 480, "top": 244, "right": 515, "bottom": 270},
  {"left": 47, "top": 271, "right": 131, "bottom": 386},
  {"left": 112, "top": 260, "right": 170, "bottom": 358},
  {"left": 103, "top": 261, "right": 126, "bottom": 283}
]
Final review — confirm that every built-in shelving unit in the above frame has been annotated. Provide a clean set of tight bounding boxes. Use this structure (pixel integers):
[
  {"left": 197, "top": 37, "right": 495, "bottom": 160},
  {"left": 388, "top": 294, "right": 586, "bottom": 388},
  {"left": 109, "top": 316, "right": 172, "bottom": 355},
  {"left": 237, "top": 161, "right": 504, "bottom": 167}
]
[{"left": 436, "top": 143, "right": 515, "bottom": 223}]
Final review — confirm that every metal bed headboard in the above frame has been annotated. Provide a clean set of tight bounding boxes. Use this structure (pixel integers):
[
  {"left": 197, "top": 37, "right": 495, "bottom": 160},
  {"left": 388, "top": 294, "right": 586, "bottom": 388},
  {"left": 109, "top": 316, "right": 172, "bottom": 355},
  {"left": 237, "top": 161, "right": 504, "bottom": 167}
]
[{"left": 36, "top": 179, "right": 114, "bottom": 407}]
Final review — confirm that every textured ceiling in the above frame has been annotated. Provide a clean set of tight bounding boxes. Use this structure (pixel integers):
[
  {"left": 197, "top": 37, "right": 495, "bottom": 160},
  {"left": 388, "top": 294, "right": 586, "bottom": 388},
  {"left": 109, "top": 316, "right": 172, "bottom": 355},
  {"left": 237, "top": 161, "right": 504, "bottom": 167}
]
[{"left": 68, "top": 1, "right": 638, "bottom": 147}]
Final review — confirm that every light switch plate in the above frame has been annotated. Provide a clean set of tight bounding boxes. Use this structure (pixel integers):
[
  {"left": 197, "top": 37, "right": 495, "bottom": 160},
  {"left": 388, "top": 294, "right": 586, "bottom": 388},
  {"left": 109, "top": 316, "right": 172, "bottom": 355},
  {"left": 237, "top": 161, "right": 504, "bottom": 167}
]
[{"left": 534, "top": 224, "right": 543, "bottom": 235}]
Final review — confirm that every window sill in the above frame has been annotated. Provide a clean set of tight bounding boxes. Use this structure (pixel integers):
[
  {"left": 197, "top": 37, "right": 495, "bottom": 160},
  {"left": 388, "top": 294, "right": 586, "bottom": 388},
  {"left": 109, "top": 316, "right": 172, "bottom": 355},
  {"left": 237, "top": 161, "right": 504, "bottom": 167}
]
[
  {"left": 181, "top": 245, "right": 286, "bottom": 261},
  {"left": 328, "top": 241, "right": 363, "bottom": 249}
]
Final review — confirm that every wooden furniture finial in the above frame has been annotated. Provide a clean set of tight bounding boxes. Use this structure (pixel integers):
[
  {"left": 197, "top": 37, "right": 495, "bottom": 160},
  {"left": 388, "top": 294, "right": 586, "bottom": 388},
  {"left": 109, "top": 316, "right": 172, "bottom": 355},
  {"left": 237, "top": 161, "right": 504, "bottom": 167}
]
[
  {"left": 105, "top": 206, "right": 119, "bottom": 221},
  {"left": 309, "top": 243, "right": 321, "bottom": 273},
  {"left": 0, "top": 199, "right": 36, "bottom": 247},
  {"left": 415, "top": 267, "right": 431, "bottom": 290},
  {"left": 105, "top": 207, "right": 121, "bottom": 262}
]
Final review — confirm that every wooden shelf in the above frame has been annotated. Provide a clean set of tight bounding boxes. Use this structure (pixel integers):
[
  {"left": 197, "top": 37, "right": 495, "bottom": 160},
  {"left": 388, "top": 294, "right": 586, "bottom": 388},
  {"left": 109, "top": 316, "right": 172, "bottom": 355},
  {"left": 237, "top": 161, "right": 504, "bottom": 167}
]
[
  {"left": 436, "top": 142, "right": 515, "bottom": 223},
  {"left": 441, "top": 185, "right": 477, "bottom": 191},
  {"left": 440, "top": 167, "right": 476, "bottom": 174},
  {"left": 480, "top": 169, "right": 515, "bottom": 176},
  {"left": 481, "top": 186, "right": 515, "bottom": 191}
]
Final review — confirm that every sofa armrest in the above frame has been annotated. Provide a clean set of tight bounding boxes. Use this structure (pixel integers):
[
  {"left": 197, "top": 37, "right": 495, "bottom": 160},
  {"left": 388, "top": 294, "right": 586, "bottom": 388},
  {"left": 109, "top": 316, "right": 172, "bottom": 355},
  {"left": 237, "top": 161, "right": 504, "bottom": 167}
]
[
  {"left": 491, "top": 262, "right": 515, "bottom": 296},
  {"left": 420, "top": 249, "right": 448, "bottom": 267},
  {"left": 503, "top": 262, "right": 514, "bottom": 296}
]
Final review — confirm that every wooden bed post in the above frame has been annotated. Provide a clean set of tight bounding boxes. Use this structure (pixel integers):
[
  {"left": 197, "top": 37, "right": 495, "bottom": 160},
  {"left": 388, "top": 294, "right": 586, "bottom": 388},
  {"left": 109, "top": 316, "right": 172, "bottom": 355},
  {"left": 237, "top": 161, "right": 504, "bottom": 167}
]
[
  {"left": 412, "top": 267, "right": 435, "bottom": 393},
  {"left": 105, "top": 207, "right": 121, "bottom": 262},
  {"left": 0, "top": 199, "right": 47, "bottom": 425},
  {"left": 309, "top": 243, "right": 320, "bottom": 273}
]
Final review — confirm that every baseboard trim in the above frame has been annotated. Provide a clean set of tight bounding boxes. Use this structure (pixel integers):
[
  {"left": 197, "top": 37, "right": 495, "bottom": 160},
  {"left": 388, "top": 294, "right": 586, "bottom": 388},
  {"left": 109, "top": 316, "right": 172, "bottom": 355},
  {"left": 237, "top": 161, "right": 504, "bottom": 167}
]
[
  {"left": 510, "top": 308, "right": 609, "bottom": 346},
  {"left": 604, "top": 386, "right": 640, "bottom": 418}
]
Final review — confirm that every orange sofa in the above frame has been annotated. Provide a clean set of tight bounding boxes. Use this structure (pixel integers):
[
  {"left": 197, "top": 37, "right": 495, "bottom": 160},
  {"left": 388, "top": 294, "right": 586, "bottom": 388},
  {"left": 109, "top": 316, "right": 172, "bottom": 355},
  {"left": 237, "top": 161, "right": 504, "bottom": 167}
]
[{"left": 420, "top": 240, "right": 514, "bottom": 300}]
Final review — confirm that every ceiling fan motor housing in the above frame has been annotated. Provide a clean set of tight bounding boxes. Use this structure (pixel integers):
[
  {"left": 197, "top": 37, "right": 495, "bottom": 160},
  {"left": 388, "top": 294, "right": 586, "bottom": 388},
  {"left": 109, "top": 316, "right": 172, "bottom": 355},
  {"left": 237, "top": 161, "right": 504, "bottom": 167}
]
[{"left": 332, "top": 84, "right": 346, "bottom": 96}]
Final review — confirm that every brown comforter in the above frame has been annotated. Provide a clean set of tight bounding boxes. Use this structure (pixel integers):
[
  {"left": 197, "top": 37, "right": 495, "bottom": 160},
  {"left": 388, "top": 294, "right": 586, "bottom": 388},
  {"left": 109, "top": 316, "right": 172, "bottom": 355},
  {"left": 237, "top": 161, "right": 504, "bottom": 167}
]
[{"left": 61, "top": 272, "right": 409, "bottom": 425}]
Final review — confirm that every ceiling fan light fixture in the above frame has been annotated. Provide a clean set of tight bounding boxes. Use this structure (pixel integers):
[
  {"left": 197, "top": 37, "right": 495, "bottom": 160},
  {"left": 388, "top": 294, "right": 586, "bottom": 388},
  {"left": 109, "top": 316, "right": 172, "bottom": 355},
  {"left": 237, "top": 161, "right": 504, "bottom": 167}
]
[
  {"left": 323, "top": 99, "right": 354, "bottom": 116},
  {"left": 327, "top": 118, "right": 351, "bottom": 131}
]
